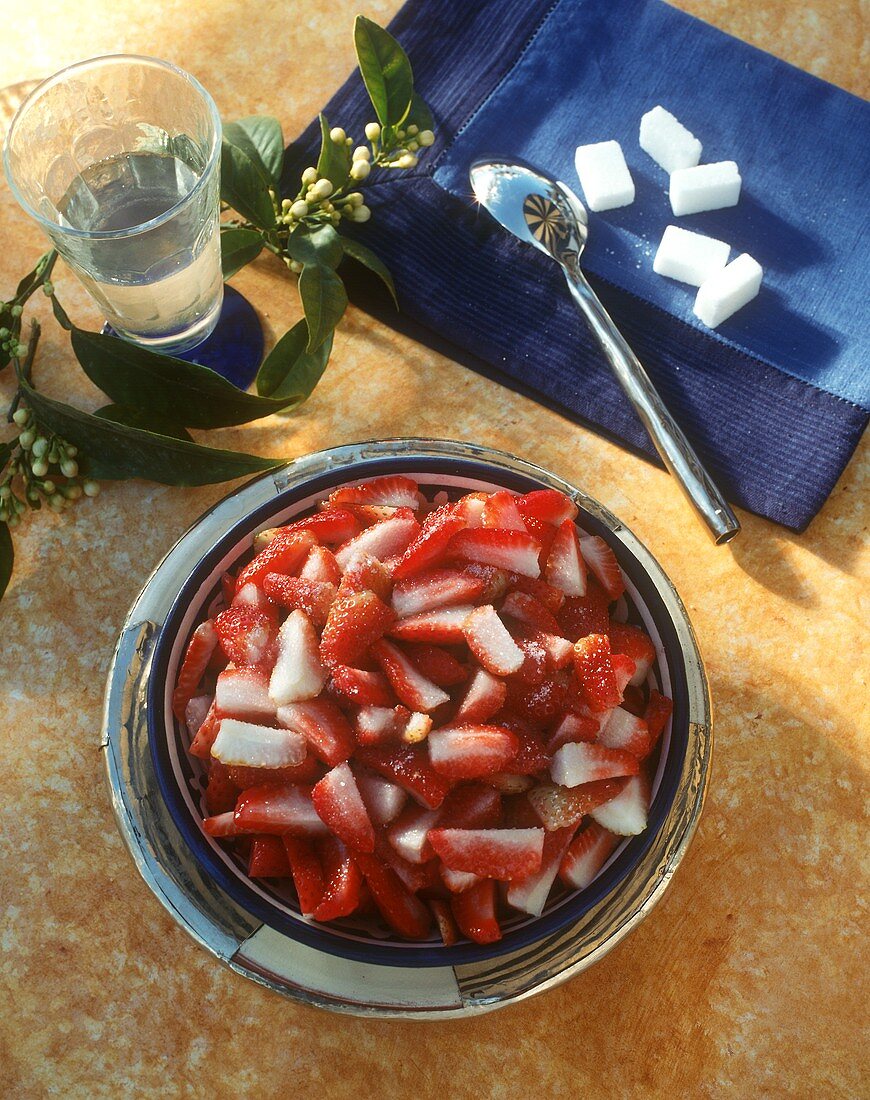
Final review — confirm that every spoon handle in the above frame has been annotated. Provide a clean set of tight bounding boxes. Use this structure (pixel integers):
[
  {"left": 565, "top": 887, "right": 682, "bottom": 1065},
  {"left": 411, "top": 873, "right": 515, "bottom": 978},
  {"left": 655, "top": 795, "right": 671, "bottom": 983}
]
[{"left": 562, "top": 267, "right": 740, "bottom": 544}]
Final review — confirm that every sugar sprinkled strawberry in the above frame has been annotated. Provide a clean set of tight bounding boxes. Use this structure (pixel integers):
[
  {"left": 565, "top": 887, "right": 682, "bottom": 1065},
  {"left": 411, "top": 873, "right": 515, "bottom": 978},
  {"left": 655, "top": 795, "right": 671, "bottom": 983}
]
[
  {"left": 558, "top": 822, "right": 620, "bottom": 889},
  {"left": 451, "top": 879, "right": 502, "bottom": 944},
  {"left": 544, "top": 519, "right": 587, "bottom": 597},
  {"left": 579, "top": 535, "right": 625, "bottom": 600},
  {"left": 448, "top": 528, "right": 542, "bottom": 578},
  {"left": 173, "top": 620, "right": 218, "bottom": 720},
  {"left": 550, "top": 742, "right": 640, "bottom": 787},
  {"left": 392, "top": 503, "right": 467, "bottom": 579},
  {"left": 328, "top": 475, "right": 421, "bottom": 510},
  {"left": 320, "top": 589, "right": 396, "bottom": 668},
  {"left": 428, "top": 827, "right": 544, "bottom": 880},
  {"left": 312, "top": 762, "right": 376, "bottom": 853},
  {"left": 391, "top": 568, "right": 485, "bottom": 618},
  {"left": 573, "top": 633, "right": 622, "bottom": 712},
  {"left": 464, "top": 604, "right": 524, "bottom": 676},
  {"left": 428, "top": 724, "right": 519, "bottom": 780},
  {"left": 371, "top": 638, "right": 450, "bottom": 712},
  {"left": 527, "top": 777, "right": 629, "bottom": 831},
  {"left": 235, "top": 530, "right": 316, "bottom": 592}
]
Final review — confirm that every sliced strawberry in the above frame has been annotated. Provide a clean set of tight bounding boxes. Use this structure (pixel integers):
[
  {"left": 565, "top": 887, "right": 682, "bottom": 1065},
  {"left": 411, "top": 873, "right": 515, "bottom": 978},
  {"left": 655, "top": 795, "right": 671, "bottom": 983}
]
[
  {"left": 532, "top": 631, "right": 575, "bottom": 669},
  {"left": 371, "top": 639, "right": 450, "bottom": 712},
  {"left": 230, "top": 581, "right": 271, "bottom": 610},
  {"left": 214, "top": 668, "right": 275, "bottom": 721},
  {"left": 436, "top": 783, "right": 501, "bottom": 829},
  {"left": 312, "top": 837, "right": 363, "bottom": 921},
  {"left": 320, "top": 589, "right": 396, "bottom": 668},
  {"left": 299, "top": 544, "right": 342, "bottom": 584},
  {"left": 356, "top": 745, "right": 451, "bottom": 809},
  {"left": 235, "top": 530, "right": 316, "bottom": 592},
  {"left": 214, "top": 604, "right": 277, "bottom": 667},
  {"left": 428, "top": 724, "right": 519, "bottom": 780},
  {"left": 387, "top": 803, "right": 439, "bottom": 863},
  {"left": 356, "top": 772, "right": 406, "bottom": 825},
  {"left": 430, "top": 899, "right": 460, "bottom": 946},
  {"left": 510, "top": 635, "right": 549, "bottom": 686},
  {"left": 221, "top": 571, "right": 236, "bottom": 605},
  {"left": 516, "top": 488, "right": 578, "bottom": 526},
  {"left": 505, "top": 677, "right": 566, "bottom": 723},
  {"left": 506, "top": 573, "right": 565, "bottom": 613},
  {"left": 573, "top": 634, "right": 622, "bottom": 712},
  {"left": 480, "top": 490, "right": 526, "bottom": 531},
  {"left": 486, "top": 773, "right": 535, "bottom": 794},
  {"left": 211, "top": 718, "right": 307, "bottom": 769},
  {"left": 404, "top": 643, "right": 468, "bottom": 687},
  {"left": 428, "top": 827, "right": 544, "bottom": 880},
  {"left": 451, "top": 879, "right": 502, "bottom": 944},
  {"left": 544, "top": 519, "right": 587, "bottom": 597},
  {"left": 233, "top": 783, "right": 329, "bottom": 836},
  {"left": 545, "top": 711, "right": 599, "bottom": 754},
  {"left": 353, "top": 851, "right": 432, "bottom": 939},
  {"left": 440, "top": 865, "right": 481, "bottom": 894},
  {"left": 558, "top": 578, "right": 611, "bottom": 640},
  {"left": 559, "top": 822, "right": 620, "bottom": 889},
  {"left": 392, "top": 503, "right": 467, "bottom": 579},
  {"left": 448, "top": 528, "right": 541, "bottom": 578},
  {"left": 598, "top": 707, "right": 652, "bottom": 758},
  {"left": 248, "top": 835, "right": 291, "bottom": 878},
  {"left": 189, "top": 700, "right": 221, "bottom": 759},
  {"left": 330, "top": 665, "right": 396, "bottom": 707},
  {"left": 644, "top": 690, "right": 673, "bottom": 748},
  {"left": 202, "top": 811, "right": 240, "bottom": 838},
  {"left": 204, "top": 760, "right": 238, "bottom": 815},
  {"left": 226, "top": 757, "right": 321, "bottom": 788},
  {"left": 285, "top": 508, "right": 362, "bottom": 545},
  {"left": 527, "top": 777, "right": 629, "bottom": 830},
  {"left": 269, "top": 610, "right": 328, "bottom": 706},
  {"left": 500, "top": 590, "right": 561, "bottom": 636},
  {"left": 184, "top": 695, "right": 212, "bottom": 741},
  {"left": 388, "top": 604, "right": 475, "bottom": 645},
  {"left": 334, "top": 509, "right": 420, "bottom": 570},
  {"left": 461, "top": 562, "right": 510, "bottom": 602},
  {"left": 282, "top": 836, "right": 324, "bottom": 915},
  {"left": 464, "top": 605, "right": 524, "bottom": 676},
  {"left": 507, "top": 728, "right": 551, "bottom": 776},
  {"left": 391, "top": 568, "right": 484, "bottom": 618},
  {"left": 173, "top": 620, "right": 218, "bottom": 719},
  {"left": 501, "top": 791, "right": 543, "bottom": 827},
  {"left": 277, "top": 698, "right": 355, "bottom": 766},
  {"left": 522, "top": 514, "right": 557, "bottom": 564},
  {"left": 342, "top": 504, "right": 404, "bottom": 527},
  {"left": 506, "top": 826, "right": 575, "bottom": 916},
  {"left": 376, "top": 840, "right": 442, "bottom": 895},
  {"left": 590, "top": 772, "right": 650, "bottom": 836},
  {"left": 455, "top": 668, "right": 507, "bottom": 723},
  {"left": 550, "top": 742, "right": 639, "bottom": 787},
  {"left": 328, "top": 475, "right": 421, "bottom": 510},
  {"left": 455, "top": 492, "right": 488, "bottom": 528},
  {"left": 608, "top": 621, "right": 655, "bottom": 686},
  {"left": 312, "top": 762, "right": 376, "bottom": 853},
  {"left": 338, "top": 551, "right": 393, "bottom": 602},
  {"left": 352, "top": 704, "right": 407, "bottom": 746},
  {"left": 262, "top": 574, "right": 337, "bottom": 629},
  {"left": 612, "top": 653, "right": 637, "bottom": 698},
  {"left": 579, "top": 535, "right": 625, "bottom": 600},
  {"left": 621, "top": 684, "right": 646, "bottom": 717}
]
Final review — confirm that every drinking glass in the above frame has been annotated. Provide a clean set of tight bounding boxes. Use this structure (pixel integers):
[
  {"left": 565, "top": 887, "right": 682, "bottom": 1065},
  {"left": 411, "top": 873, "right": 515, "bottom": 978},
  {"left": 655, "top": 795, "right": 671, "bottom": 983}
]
[{"left": 3, "top": 55, "right": 224, "bottom": 356}]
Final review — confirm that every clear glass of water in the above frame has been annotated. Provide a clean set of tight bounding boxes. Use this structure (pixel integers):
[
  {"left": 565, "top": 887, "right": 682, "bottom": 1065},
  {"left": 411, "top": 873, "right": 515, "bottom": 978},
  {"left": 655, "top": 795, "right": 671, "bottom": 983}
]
[{"left": 3, "top": 55, "right": 224, "bottom": 356}]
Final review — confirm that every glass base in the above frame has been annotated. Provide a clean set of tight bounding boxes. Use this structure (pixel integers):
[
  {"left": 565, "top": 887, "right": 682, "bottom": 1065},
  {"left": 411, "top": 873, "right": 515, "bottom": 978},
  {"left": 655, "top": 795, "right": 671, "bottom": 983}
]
[{"left": 101, "top": 286, "right": 264, "bottom": 389}]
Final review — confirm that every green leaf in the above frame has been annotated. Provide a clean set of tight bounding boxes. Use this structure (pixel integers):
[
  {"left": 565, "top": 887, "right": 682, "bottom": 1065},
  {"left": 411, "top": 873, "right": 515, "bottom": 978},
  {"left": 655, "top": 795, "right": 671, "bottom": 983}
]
[
  {"left": 0, "top": 522, "right": 12, "bottom": 603},
  {"left": 256, "top": 319, "right": 333, "bottom": 403},
  {"left": 0, "top": 440, "right": 12, "bottom": 469},
  {"left": 21, "top": 382, "right": 282, "bottom": 486},
  {"left": 340, "top": 238, "right": 398, "bottom": 308},
  {"left": 70, "top": 329, "right": 294, "bottom": 429},
  {"left": 315, "top": 113, "right": 351, "bottom": 191},
  {"left": 354, "top": 16, "right": 414, "bottom": 130},
  {"left": 287, "top": 223, "right": 343, "bottom": 270},
  {"left": 405, "top": 93, "right": 434, "bottom": 134},
  {"left": 298, "top": 264, "right": 347, "bottom": 353},
  {"left": 50, "top": 294, "right": 72, "bottom": 331},
  {"left": 223, "top": 116, "right": 284, "bottom": 187},
  {"left": 95, "top": 404, "right": 194, "bottom": 441},
  {"left": 221, "top": 227, "right": 264, "bottom": 280},
  {"left": 220, "top": 141, "right": 276, "bottom": 229}
]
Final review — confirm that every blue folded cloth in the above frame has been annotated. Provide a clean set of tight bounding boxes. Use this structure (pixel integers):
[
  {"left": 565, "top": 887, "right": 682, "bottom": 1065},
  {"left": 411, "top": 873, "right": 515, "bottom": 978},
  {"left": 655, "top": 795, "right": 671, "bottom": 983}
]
[{"left": 284, "top": 0, "right": 869, "bottom": 531}]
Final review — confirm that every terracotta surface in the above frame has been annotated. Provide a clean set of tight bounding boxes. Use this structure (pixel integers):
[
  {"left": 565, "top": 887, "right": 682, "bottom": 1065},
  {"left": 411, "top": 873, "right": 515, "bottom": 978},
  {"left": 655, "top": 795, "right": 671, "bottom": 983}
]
[{"left": 0, "top": 1, "right": 867, "bottom": 1097}]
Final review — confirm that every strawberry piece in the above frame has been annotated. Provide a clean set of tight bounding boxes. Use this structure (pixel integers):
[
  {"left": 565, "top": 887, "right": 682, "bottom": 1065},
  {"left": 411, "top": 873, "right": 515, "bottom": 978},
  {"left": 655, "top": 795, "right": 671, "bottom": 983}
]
[
  {"left": 356, "top": 745, "right": 451, "bottom": 809},
  {"left": 248, "top": 835, "right": 291, "bottom": 878},
  {"left": 505, "top": 677, "right": 567, "bottom": 723},
  {"left": 451, "top": 879, "right": 502, "bottom": 944},
  {"left": 455, "top": 492, "right": 488, "bottom": 528},
  {"left": 391, "top": 568, "right": 485, "bottom": 617},
  {"left": 392, "top": 503, "right": 467, "bottom": 579},
  {"left": 455, "top": 668, "right": 507, "bottom": 724},
  {"left": 282, "top": 836, "right": 324, "bottom": 915},
  {"left": 173, "top": 620, "right": 218, "bottom": 719},
  {"left": 448, "top": 528, "right": 541, "bottom": 578},
  {"left": 338, "top": 551, "right": 393, "bottom": 602},
  {"left": 480, "top": 490, "right": 526, "bottom": 531},
  {"left": 312, "top": 837, "right": 363, "bottom": 921},
  {"left": 334, "top": 510, "right": 420, "bottom": 570},
  {"left": 357, "top": 772, "right": 407, "bottom": 825},
  {"left": 226, "top": 756, "right": 321, "bottom": 788},
  {"left": 506, "top": 573, "right": 565, "bottom": 613},
  {"left": 202, "top": 811, "right": 240, "bottom": 838},
  {"left": 204, "top": 760, "right": 238, "bottom": 815},
  {"left": 404, "top": 644, "right": 468, "bottom": 687},
  {"left": 352, "top": 705, "right": 407, "bottom": 746},
  {"left": 598, "top": 707, "right": 652, "bottom": 758},
  {"left": 269, "top": 610, "right": 328, "bottom": 706},
  {"left": 299, "top": 544, "right": 342, "bottom": 585},
  {"left": 389, "top": 604, "right": 475, "bottom": 645},
  {"left": 527, "top": 777, "right": 629, "bottom": 830},
  {"left": 230, "top": 581, "right": 271, "bottom": 610},
  {"left": 590, "top": 772, "right": 650, "bottom": 836},
  {"left": 212, "top": 718, "right": 307, "bottom": 769},
  {"left": 559, "top": 822, "right": 620, "bottom": 889},
  {"left": 464, "top": 605, "right": 524, "bottom": 676},
  {"left": 608, "top": 621, "right": 656, "bottom": 686},
  {"left": 320, "top": 589, "right": 396, "bottom": 668},
  {"left": 387, "top": 803, "right": 439, "bottom": 863},
  {"left": 516, "top": 488, "right": 578, "bottom": 526},
  {"left": 621, "top": 685, "right": 646, "bottom": 717},
  {"left": 545, "top": 711, "right": 599, "bottom": 754},
  {"left": 428, "top": 827, "right": 544, "bottom": 880},
  {"left": 330, "top": 665, "right": 396, "bottom": 707},
  {"left": 644, "top": 689, "right": 673, "bottom": 743},
  {"left": 440, "top": 865, "right": 481, "bottom": 893},
  {"left": 185, "top": 695, "right": 212, "bottom": 740},
  {"left": 220, "top": 571, "right": 236, "bottom": 606},
  {"left": 579, "top": 535, "right": 625, "bottom": 600},
  {"left": 461, "top": 562, "right": 510, "bottom": 602},
  {"left": 214, "top": 668, "right": 275, "bottom": 721},
  {"left": 277, "top": 698, "right": 355, "bottom": 766},
  {"left": 430, "top": 899, "right": 460, "bottom": 946},
  {"left": 573, "top": 634, "right": 622, "bottom": 712},
  {"left": 506, "top": 826, "right": 575, "bottom": 916},
  {"left": 353, "top": 851, "right": 432, "bottom": 939},
  {"left": 532, "top": 631, "right": 575, "bottom": 669},
  {"left": 371, "top": 639, "right": 450, "bottom": 712},
  {"left": 214, "top": 604, "right": 277, "bottom": 667},
  {"left": 328, "top": 475, "right": 421, "bottom": 510},
  {"left": 510, "top": 635, "right": 549, "bottom": 686},
  {"left": 437, "top": 783, "right": 502, "bottom": 829},
  {"left": 235, "top": 530, "right": 316, "bottom": 592},
  {"left": 262, "top": 574, "right": 337, "bottom": 629},
  {"left": 544, "top": 519, "right": 587, "bottom": 597},
  {"left": 342, "top": 504, "right": 404, "bottom": 528},
  {"left": 312, "top": 762, "right": 376, "bottom": 853},
  {"left": 612, "top": 653, "right": 637, "bottom": 697},
  {"left": 551, "top": 742, "right": 640, "bottom": 787},
  {"left": 500, "top": 590, "right": 561, "bottom": 636},
  {"left": 558, "top": 578, "right": 611, "bottom": 640},
  {"left": 507, "top": 728, "right": 550, "bottom": 775},
  {"left": 522, "top": 514, "right": 557, "bottom": 564},
  {"left": 233, "top": 783, "right": 329, "bottom": 836},
  {"left": 377, "top": 841, "right": 442, "bottom": 894},
  {"left": 189, "top": 700, "right": 221, "bottom": 759},
  {"left": 284, "top": 508, "right": 362, "bottom": 545},
  {"left": 428, "top": 725, "right": 519, "bottom": 780}
]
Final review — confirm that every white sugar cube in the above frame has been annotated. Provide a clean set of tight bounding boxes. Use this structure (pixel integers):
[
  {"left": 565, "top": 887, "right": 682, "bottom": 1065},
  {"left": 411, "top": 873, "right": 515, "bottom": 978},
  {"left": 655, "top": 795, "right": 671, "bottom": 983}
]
[
  {"left": 693, "top": 253, "right": 763, "bottom": 328},
  {"left": 653, "top": 225, "right": 730, "bottom": 286},
  {"left": 574, "top": 140, "right": 635, "bottom": 212},
  {"left": 639, "top": 106, "right": 702, "bottom": 173},
  {"left": 670, "top": 161, "right": 742, "bottom": 216}
]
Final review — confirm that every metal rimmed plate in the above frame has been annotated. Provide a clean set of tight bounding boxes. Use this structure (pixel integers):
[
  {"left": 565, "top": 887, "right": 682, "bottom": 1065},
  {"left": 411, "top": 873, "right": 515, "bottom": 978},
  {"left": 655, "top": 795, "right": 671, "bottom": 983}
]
[{"left": 101, "top": 439, "right": 712, "bottom": 1017}]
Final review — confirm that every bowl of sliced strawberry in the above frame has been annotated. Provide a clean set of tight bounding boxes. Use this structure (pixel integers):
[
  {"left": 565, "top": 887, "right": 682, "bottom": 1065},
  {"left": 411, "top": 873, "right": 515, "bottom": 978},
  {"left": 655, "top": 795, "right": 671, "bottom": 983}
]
[{"left": 148, "top": 439, "right": 710, "bottom": 968}]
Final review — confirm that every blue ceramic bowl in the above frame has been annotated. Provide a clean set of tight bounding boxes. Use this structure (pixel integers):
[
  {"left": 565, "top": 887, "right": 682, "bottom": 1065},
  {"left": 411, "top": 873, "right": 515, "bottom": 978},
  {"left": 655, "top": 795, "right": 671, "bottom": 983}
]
[{"left": 147, "top": 440, "right": 709, "bottom": 968}]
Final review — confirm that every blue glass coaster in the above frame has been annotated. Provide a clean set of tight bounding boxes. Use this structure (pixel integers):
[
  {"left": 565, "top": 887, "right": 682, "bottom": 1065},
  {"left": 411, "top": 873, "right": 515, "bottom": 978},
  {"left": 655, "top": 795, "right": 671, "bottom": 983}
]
[{"left": 101, "top": 286, "right": 263, "bottom": 389}]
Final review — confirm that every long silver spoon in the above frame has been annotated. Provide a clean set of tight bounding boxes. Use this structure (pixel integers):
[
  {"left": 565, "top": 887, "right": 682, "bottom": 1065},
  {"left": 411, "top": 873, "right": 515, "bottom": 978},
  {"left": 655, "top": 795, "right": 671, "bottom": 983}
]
[{"left": 470, "top": 158, "right": 740, "bottom": 544}]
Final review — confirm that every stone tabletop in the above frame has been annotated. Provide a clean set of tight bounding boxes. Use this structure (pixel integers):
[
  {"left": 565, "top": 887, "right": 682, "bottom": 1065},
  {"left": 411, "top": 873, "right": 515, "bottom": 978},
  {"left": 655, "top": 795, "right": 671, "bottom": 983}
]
[{"left": 0, "top": 1, "right": 866, "bottom": 1096}]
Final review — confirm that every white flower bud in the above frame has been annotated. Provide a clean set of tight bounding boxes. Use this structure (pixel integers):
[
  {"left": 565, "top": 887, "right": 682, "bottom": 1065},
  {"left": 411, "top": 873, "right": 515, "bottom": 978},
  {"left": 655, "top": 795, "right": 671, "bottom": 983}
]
[
  {"left": 354, "top": 205, "right": 372, "bottom": 223},
  {"left": 290, "top": 200, "right": 309, "bottom": 218},
  {"left": 311, "top": 178, "right": 333, "bottom": 200},
  {"left": 31, "top": 458, "right": 48, "bottom": 478},
  {"left": 352, "top": 146, "right": 371, "bottom": 162},
  {"left": 83, "top": 480, "right": 100, "bottom": 498},
  {"left": 329, "top": 126, "right": 346, "bottom": 144},
  {"left": 364, "top": 122, "right": 381, "bottom": 141},
  {"left": 418, "top": 130, "right": 435, "bottom": 147},
  {"left": 397, "top": 153, "right": 418, "bottom": 169},
  {"left": 408, "top": 140, "right": 419, "bottom": 152},
  {"left": 347, "top": 192, "right": 364, "bottom": 207},
  {"left": 301, "top": 166, "right": 318, "bottom": 185},
  {"left": 61, "top": 459, "right": 78, "bottom": 478},
  {"left": 407, "top": 124, "right": 419, "bottom": 136},
  {"left": 281, "top": 198, "right": 292, "bottom": 211},
  {"left": 12, "top": 408, "right": 30, "bottom": 426},
  {"left": 396, "top": 129, "right": 406, "bottom": 140},
  {"left": 349, "top": 160, "right": 371, "bottom": 181},
  {"left": 330, "top": 211, "right": 341, "bottom": 225}
]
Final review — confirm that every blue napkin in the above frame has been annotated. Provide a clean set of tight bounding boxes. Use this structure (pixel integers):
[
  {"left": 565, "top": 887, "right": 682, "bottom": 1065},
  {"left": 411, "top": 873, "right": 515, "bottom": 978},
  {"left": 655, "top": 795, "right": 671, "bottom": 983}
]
[{"left": 284, "top": 0, "right": 870, "bottom": 531}]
